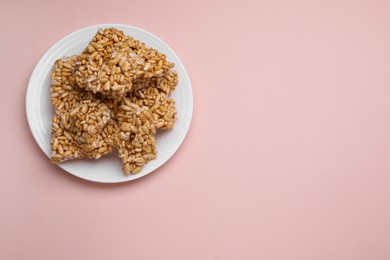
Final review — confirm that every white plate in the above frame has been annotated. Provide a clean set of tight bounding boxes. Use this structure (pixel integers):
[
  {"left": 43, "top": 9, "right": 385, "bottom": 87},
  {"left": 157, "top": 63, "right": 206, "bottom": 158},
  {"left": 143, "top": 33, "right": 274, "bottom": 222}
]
[{"left": 26, "top": 24, "right": 193, "bottom": 183}]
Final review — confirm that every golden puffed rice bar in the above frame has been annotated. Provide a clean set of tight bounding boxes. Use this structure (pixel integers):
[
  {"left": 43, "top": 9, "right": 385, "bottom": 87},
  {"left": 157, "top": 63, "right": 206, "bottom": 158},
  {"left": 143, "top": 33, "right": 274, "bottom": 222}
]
[{"left": 72, "top": 28, "right": 177, "bottom": 100}]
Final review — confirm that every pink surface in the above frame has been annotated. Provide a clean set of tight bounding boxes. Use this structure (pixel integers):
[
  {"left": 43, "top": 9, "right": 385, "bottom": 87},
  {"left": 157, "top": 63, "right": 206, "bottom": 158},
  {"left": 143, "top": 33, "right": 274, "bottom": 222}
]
[{"left": 1, "top": 0, "right": 390, "bottom": 259}]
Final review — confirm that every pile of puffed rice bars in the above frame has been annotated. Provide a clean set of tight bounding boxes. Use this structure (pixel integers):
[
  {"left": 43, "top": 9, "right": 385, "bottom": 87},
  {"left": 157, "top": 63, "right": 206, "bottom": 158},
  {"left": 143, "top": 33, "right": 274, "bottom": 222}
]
[{"left": 50, "top": 28, "right": 178, "bottom": 175}]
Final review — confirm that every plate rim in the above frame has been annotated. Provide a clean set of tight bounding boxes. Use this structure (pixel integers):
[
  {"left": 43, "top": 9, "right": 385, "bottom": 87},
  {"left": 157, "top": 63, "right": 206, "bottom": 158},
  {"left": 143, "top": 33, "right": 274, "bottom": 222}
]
[{"left": 26, "top": 23, "right": 193, "bottom": 183}]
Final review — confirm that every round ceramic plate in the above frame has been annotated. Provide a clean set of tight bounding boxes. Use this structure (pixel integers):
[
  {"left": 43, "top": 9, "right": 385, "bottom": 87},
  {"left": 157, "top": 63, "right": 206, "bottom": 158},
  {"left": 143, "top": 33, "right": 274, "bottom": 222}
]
[{"left": 26, "top": 24, "right": 193, "bottom": 183}]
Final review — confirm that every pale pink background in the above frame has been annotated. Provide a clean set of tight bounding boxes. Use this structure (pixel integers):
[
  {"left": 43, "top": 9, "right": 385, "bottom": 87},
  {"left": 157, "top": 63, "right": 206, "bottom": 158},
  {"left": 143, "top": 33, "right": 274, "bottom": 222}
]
[{"left": 1, "top": 0, "right": 390, "bottom": 259}]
